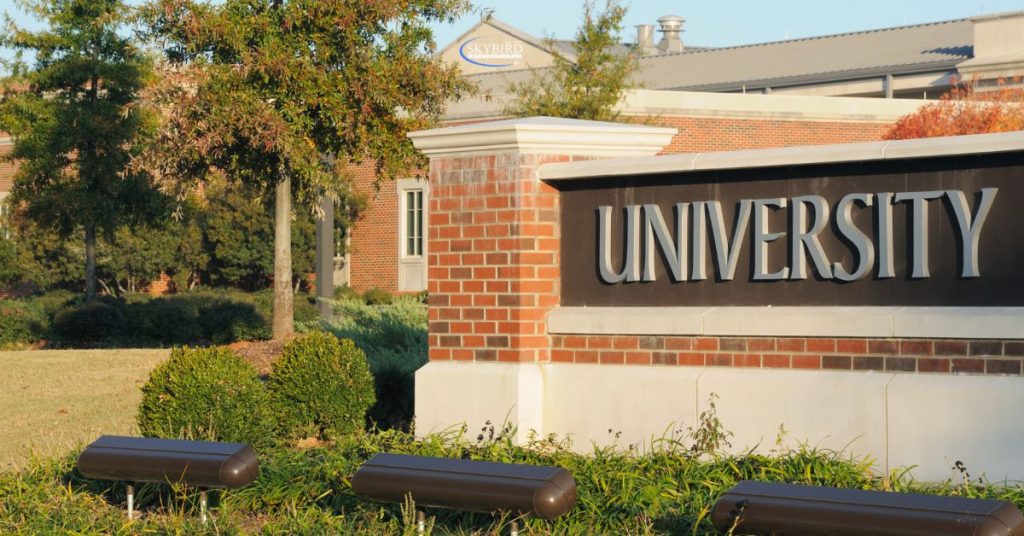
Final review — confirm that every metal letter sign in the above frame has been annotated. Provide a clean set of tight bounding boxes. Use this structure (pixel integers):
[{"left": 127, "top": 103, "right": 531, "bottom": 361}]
[
  {"left": 596, "top": 189, "right": 997, "bottom": 284},
  {"left": 558, "top": 154, "right": 1024, "bottom": 306}
]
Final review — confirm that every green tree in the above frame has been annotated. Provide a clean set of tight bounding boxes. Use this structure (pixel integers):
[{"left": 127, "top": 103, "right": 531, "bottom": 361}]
[
  {"left": 0, "top": 0, "right": 157, "bottom": 302},
  {"left": 138, "top": 0, "right": 472, "bottom": 339},
  {"left": 4, "top": 209, "right": 82, "bottom": 291},
  {"left": 202, "top": 180, "right": 316, "bottom": 291},
  {"left": 504, "top": 0, "right": 639, "bottom": 121}
]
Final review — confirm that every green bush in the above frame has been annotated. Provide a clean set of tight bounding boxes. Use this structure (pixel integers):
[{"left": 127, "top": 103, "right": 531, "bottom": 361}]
[
  {"left": 327, "top": 296, "right": 427, "bottom": 356},
  {"left": 14, "top": 289, "right": 324, "bottom": 347},
  {"left": 362, "top": 287, "right": 393, "bottom": 305},
  {"left": 195, "top": 296, "right": 269, "bottom": 343},
  {"left": 294, "top": 295, "right": 321, "bottom": 324},
  {"left": 137, "top": 346, "right": 276, "bottom": 447},
  {"left": 268, "top": 332, "right": 376, "bottom": 440},
  {"left": 333, "top": 285, "right": 360, "bottom": 301},
  {"left": 52, "top": 301, "right": 125, "bottom": 345},
  {"left": 125, "top": 299, "right": 201, "bottom": 345},
  {"left": 324, "top": 296, "right": 427, "bottom": 431},
  {"left": 364, "top": 347, "right": 424, "bottom": 431},
  {"left": 30, "top": 290, "right": 79, "bottom": 319},
  {"left": 0, "top": 300, "right": 47, "bottom": 347}
]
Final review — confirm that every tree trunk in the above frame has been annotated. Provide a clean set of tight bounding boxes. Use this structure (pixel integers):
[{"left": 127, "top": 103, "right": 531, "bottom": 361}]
[
  {"left": 272, "top": 171, "right": 294, "bottom": 340},
  {"left": 85, "top": 223, "right": 97, "bottom": 302}
]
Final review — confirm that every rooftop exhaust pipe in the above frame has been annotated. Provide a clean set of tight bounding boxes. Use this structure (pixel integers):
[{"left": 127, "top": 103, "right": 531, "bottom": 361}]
[
  {"left": 657, "top": 15, "right": 685, "bottom": 54},
  {"left": 635, "top": 24, "right": 658, "bottom": 56}
]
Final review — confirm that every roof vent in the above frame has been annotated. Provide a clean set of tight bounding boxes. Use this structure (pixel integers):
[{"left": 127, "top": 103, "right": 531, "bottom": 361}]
[
  {"left": 635, "top": 24, "right": 659, "bottom": 56},
  {"left": 657, "top": 15, "right": 685, "bottom": 54}
]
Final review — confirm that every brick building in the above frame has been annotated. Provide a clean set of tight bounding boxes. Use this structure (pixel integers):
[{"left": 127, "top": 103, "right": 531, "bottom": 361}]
[{"left": 344, "top": 11, "right": 1024, "bottom": 293}]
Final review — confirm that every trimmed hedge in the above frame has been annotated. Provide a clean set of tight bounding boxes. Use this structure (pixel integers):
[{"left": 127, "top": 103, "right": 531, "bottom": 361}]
[
  {"left": 0, "top": 289, "right": 324, "bottom": 347},
  {"left": 52, "top": 301, "right": 125, "bottom": 345},
  {"left": 137, "top": 346, "right": 277, "bottom": 447},
  {"left": 268, "top": 332, "right": 376, "bottom": 441}
]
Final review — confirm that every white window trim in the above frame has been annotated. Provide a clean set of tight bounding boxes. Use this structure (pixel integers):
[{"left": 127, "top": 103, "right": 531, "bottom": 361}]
[{"left": 397, "top": 178, "right": 429, "bottom": 292}]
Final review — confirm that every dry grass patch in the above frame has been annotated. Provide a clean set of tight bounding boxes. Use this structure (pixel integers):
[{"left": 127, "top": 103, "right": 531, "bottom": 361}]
[{"left": 0, "top": 349, "right": 169, "bottom": 470}]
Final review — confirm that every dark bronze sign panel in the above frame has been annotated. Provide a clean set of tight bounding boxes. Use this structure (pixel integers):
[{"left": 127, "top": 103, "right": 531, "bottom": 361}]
[{"left": 557, "top": 153, "right": 1024, "bottom": 306}]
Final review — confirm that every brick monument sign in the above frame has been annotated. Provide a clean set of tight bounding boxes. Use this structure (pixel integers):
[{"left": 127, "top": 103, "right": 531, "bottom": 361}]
[{"left": 410, "top": 117, "right": 1024, "bottom": 482}]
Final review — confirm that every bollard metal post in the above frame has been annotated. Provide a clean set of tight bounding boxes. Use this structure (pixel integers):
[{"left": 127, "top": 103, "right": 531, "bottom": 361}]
[
  {"left": 126, "top": 483, "right": 134, "bottom": 520},
  {"left": 417, "top": 510, "right": 425, "bottom": 534},
  {"left": 199, "top": 490, "right": 208, "bottom": 524}
]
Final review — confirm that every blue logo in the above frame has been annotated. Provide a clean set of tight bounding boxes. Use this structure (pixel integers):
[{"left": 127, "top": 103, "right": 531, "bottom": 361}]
[{"left": 458, "top": 37, "right": 518, "bottom": 68}]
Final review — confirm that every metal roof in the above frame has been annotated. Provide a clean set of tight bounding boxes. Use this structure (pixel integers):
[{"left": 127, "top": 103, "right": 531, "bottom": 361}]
[
  {"left": 463, "top": 17, "right": 977, "bottom": 94},
  {"left": 638, "top": 18, "right": 974, "bottom": 91}
]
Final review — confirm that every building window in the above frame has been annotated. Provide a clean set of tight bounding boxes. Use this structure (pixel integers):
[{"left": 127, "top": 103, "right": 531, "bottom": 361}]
[
  {"left": 404, "top": 189, "right": 424, "bottom": 258},
  {"left": 397, "top": 179, "right": 428, "bottom": 292}
]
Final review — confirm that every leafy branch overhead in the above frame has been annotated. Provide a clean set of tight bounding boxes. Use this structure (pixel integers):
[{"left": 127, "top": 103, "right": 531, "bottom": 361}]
[
  {"left": 504, "top": 0, "right": 639, "bottom": 121},
  {"left": 136, "top": 0, "right": 474, "bottom": 203}
]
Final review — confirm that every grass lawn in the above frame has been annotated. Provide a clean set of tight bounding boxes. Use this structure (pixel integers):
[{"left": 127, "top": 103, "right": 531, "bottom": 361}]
[{"left": 0, "top": 349, "right": 168, "bottom": 471}]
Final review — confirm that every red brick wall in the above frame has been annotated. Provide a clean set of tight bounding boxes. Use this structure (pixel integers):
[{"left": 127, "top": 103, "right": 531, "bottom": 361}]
[
  {"left": 426, "top": 152, "right": 576, "bottom": 363},
  {"left": 653, "top": 116, "right": 892, "bottom": 153},
  {"left": 417, "top": 121, "right": 1024, "bottom": 374},
  {"left": 348, "top": 115, "right": 894, "bottom": 292},
  {"left": 551, "top": 335, "right": 1024, "bottom": 375},
  {"left": 348, "top": 160, "right": 402, "bottom": 292}
]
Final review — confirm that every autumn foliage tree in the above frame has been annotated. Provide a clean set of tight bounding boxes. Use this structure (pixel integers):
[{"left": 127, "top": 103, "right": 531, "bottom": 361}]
[
  {"left": 884, "top": 77, "right": 1024, "bottom": 140},
  {"left": 137, "top": 0, "right": 472, "bottom": 339}
]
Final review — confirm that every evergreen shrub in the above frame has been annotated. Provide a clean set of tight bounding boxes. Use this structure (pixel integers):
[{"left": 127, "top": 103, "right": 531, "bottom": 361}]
[
  {"left": 137, "top": 346, "right": 276, "bottom": 447},
  {"left": 52, "top": 301, "right": 125, "bottom": 345},
  {"left": 323, "top": 296, "right": 427, "bottom": 430},
  {"left": 125, "top": 299, "right": 201, "bottom": 345},
  {"left": 195, "top": 295, "right": 269, "bottom": 343},
  {"left": 268, "top": 332, "right": 376, "bottom": 440},
  {"left": 361, "top": 287, "right": 393, "bottom": 305}
]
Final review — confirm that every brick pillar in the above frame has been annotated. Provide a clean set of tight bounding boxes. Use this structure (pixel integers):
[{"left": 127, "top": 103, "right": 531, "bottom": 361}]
[
  {"left": 408, "top": 117, "right": 676, "bottom": 437},
  {"left": 424, "top": 151, "right": 564, "bottom": 363}
]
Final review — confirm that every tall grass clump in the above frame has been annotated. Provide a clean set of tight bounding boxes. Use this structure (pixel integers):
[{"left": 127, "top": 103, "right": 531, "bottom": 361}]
[{"left": 322, "top": 295, "right": 427, "bottom": 430}]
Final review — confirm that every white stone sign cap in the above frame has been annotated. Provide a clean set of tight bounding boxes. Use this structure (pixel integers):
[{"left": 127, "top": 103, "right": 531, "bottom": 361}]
[
  {"left": 408, "top": 116, "right": 677, "bottom": 158},
  {"left": 539, "top": 129, "right": 1024, "bottom": 181}
]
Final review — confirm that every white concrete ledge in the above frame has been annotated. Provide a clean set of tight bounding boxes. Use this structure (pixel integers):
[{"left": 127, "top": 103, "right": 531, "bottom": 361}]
[
  {"left": 409, "top": 116, "right": 677, "bottom": 158},
  {"left": 547, "top": 306, "right": 708, "bottom": 335},
  {"left": 548, "top": 306, "right": 1024, "bottom": 339},
  {"left": 614, "top": 89, "right": 931, "bottom": 123},
  {"left": 539, "top": 130, "right": 1024, "bottom": 182},
  {"left": 894, "top": 307, "right": 1024, "bottom": 340},
  {"left": 416, "top": 362, "right": 1024, "bottom": 481}
]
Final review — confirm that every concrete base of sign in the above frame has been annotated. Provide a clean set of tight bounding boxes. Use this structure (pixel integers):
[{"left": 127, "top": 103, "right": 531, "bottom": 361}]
[{"left": 415, "top": 361, "right": 1024, "bottom": 482}]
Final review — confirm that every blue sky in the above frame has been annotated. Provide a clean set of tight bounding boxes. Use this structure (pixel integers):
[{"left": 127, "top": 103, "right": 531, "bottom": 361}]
[{"left": 431, "top": 0, "right": 1024, "bottom": 49}]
